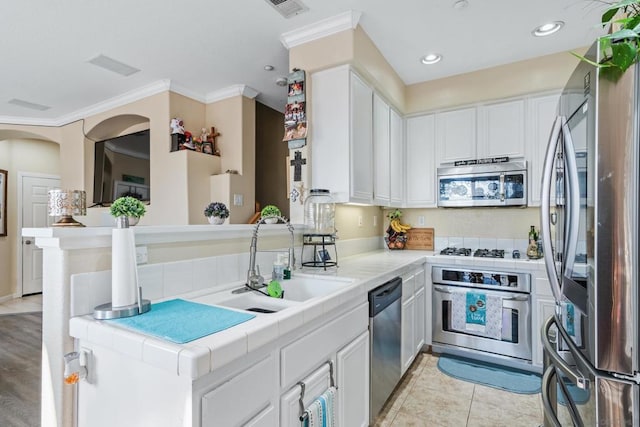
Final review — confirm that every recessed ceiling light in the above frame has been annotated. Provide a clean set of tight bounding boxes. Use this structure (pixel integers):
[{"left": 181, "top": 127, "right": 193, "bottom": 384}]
[
  {"left": 532, "top": 21, "right": 564, "bottom": 37},
  {"left": 264, "top": 65, "right": 274, "bottom": 71},
  {"left": 421, "top": 54, "right": 442, "bottom": 65},
  {"left": 453, "top": 0, "right": 469, "bottom": 9}
]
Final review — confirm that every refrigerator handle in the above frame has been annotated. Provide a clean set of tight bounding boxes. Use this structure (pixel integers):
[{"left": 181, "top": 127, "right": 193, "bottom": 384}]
[
  {"left": 541, "top": 315, "right": 590, "bottom": 390},
  {"left": 541, "top": 116, "right": 564, "bottom": 302},
  {"left": 561, "top": 121, "right": 581, "bottom": 278},
  {"left": 541, "top": 365, "right": 563, "bottom": 427}
]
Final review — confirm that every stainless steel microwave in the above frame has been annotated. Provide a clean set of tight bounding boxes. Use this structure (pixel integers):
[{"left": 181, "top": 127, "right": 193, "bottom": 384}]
[{"left": 437, "top": 161, "right": 527, "bottom": 207}]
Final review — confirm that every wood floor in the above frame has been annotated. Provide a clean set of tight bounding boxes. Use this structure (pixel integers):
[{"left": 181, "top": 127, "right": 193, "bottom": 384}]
[{"left": 0, "top": 311, "right": 42, "bottom": 427}]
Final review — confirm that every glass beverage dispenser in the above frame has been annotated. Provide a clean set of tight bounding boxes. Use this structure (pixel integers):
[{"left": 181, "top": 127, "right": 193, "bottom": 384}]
[{"left": 302, "top": 189, "right": 337, "bottom": 268}]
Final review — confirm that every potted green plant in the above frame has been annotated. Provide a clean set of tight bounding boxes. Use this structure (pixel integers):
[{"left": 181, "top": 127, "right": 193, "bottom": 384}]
[
  {"left": 574, "top": 0, "right": 640, "bottom": 79},
  {"left": 204, "top": 202, "right": 229, "bottom": 225},
  {"left": 260, "top": 205, "right": 281, "bottom": 224},
  {"left": 109, "top": 196, "right": 146, "bottom": 226}
]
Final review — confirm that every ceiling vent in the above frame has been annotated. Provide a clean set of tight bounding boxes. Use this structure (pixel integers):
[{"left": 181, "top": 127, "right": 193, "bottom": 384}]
[
  {"left": 8, "top": 98, "right": 51, "bottom": 111},
  {"left": 88, "top": 55, "right": 140, "bottom": 77},
  {"left": 265, "top": 0, "right": 308, "bottom": 18}
]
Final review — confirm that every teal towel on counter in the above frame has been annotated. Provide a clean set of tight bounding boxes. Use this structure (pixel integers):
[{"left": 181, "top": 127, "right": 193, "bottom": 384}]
[{"left": 110, "top": 299, "right": 255, "bottom": 344}]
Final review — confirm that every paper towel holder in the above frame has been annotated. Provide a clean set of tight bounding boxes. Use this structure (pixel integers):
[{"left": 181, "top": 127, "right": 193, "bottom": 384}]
[{"left": 94, "top": 216, "right": 151, "bottom": 319}]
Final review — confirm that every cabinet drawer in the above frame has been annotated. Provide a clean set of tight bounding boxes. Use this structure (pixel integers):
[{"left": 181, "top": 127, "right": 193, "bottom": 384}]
[
  {"left": 281, "top": 303, "right": 368, "bottom": 389},
  {"left": 202, "top": 353, "right": 276, "bottom": 426}
]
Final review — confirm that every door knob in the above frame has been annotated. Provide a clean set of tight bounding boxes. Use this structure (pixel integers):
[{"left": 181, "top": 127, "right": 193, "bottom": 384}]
[{"left": 25, "top": 240, "right": 32, "bottom": 245}]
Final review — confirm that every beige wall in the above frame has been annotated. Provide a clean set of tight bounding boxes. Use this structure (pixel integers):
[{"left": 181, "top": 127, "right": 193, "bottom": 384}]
[
  {"left": 207, "top": 96, "right": 256, "bottom": 223},
  {"left": 255, "top": 102, "right": 289, "bottom": 219},
  {"left": 406, "top": 48, "right": 588, "bottom": 114},
  {"left": 335, "top": 205, "right": 383, "bottom": 240},
  {"left": 0, "top": 138, "right": 60, "bottom": 298}
]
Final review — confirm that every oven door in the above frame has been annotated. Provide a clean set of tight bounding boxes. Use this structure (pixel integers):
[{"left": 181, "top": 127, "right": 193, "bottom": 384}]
[{"left": 432, "top": 285, "right": 531, "bottom": 361}]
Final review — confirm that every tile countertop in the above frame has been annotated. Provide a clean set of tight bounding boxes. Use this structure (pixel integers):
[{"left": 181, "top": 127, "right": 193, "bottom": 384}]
[
  {"left": 69, "top": 249, "right": 550, "bottom": 380},
  {"left": 69, "top": 250, "right": 433, "bottom": 380}
]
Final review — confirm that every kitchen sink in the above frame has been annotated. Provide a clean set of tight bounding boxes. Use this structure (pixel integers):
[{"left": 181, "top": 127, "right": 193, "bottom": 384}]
[
  {"left": 190, "top": 274, "right": 355, "bottom": 313},
  {"left": 279, "top": 274, "right": 354, "bottom": 301}
]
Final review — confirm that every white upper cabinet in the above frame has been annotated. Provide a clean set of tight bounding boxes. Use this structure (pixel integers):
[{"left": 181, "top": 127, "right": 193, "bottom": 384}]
[
  {"left": 373, "top": 92, "right": 391, "bottom": 205},
  {"left": 526, "top": 93, "right": 560, "bottom": 206},
  {"left": 477, "top": 98, "right": 526, "bottom": 159},
  {"left": 389, "top": 108, "right": 404, "bottom": 207},
  {"left": 435, "top": 107, "right": 476, "bottom": 165},
  {"left": 405, "top": 114, "right": 436, "bottom": 207},
  {"left": 311, "top": 66, "right": 373, "bottom": 204}
]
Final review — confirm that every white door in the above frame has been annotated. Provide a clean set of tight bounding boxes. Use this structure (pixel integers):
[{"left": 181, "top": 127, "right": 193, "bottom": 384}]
[{"left": 22, "top": 175, "right": 60, "bottom": 295}]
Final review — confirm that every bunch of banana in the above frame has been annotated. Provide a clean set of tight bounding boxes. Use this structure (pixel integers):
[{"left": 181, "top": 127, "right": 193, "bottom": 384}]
[{"left": 390, "top": 218, "right": 411, "bottom": 233}]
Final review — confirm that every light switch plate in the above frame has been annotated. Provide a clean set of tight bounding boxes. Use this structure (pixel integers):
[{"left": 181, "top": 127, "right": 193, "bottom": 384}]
[{"left": 136, "top": 246, "right": 148, "bottom": 264}]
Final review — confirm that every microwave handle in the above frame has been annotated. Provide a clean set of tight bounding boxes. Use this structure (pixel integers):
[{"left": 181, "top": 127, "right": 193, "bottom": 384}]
[
  {"left": 541, "top": 116, "right": 564, "bottom": 303},
  {"left": 561, "top": 121, "right": 581, "bottom": 278}
]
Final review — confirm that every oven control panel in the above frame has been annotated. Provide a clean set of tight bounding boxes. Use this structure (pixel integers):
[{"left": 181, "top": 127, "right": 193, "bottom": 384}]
[{"left": 432, "top": 266, "right": 531, "bottom": 293}]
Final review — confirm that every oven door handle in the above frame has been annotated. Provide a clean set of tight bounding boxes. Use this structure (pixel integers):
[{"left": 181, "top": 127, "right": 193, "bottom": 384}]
[{"left": 434, "top": 285, "right": 528, "bottom": 301}]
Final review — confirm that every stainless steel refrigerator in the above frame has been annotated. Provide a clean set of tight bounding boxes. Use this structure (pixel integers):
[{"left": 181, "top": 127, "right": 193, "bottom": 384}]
[{"left": 540, "top": 42, "right": 640, "bottom": 426}]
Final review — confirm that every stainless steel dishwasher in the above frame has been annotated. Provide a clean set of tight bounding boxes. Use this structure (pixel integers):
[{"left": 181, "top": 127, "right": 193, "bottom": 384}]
[{"left": 368, "top": 276, "right": 402, "bottom": 424}]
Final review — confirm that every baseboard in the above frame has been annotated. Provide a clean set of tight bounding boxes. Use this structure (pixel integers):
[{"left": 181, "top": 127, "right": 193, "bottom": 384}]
[{"left": 0, "top": 294, "right": 15, "bottom": 304}]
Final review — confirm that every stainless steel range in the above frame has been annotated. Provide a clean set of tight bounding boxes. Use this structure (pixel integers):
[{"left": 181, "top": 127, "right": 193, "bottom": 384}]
[{"left": 432, "top": 248, "right": 533, "bottom": 371}]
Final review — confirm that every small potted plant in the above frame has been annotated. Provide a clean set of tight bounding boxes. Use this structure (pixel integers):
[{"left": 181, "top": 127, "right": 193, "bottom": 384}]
[
  {"left": 110, "top": 196, "right": 146, "bottom": 226},
  {"left": 261, "top": 205, "right": 281, "bottom": 224},
  {"left": 204, "top": 202, "right": 229, "bottom": 225}
]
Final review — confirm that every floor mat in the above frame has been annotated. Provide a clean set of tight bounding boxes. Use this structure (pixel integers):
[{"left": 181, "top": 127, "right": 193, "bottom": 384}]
[{"left": 437, "top": 354, "right": 541, "bottom": 394}]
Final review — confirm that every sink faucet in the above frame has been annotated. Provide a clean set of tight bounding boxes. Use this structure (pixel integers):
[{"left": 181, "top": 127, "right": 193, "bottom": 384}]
[{"left": 246, "top": 216, "right": 296, "bottom": 290}]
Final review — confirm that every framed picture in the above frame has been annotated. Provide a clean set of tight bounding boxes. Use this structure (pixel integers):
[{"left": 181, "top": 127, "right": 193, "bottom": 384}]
[
  {"left": 0, "top": 169, "right": 6, "bottom": 237},
  {"left": 202, "top": 142, "right": 213, "bottom": 155}
]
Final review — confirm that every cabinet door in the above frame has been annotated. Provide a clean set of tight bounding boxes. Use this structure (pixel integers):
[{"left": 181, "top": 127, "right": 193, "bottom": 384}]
[
  {"left": 401, "top": 296, "right": 415, "bottom": 375},
  {"left": 414, "top": 286, "right": 425, "bottom": 355},
  {"left": 373, "top": 93, "right": 391, "bottom": 205},
  {"left": 435, "top": 107, "right": 476, "bottom": 165},
  {"left": 350, "top": 72, "right": 374, "bottom": 203},
  {"left": 337, "top": 331, "right": 369, "bottom": 427},
  {"left": 389, "top": 108, "right": 404, "bottom": 207},
  {"left": 527, "top": 93, "right": 560, "bottom": 206},
  {"left": 280, "top": 366, "right": 331, "bottom": 427},
  {"left": 477, "top": 99, "right": 526, "bottom": 159},
  {"left": 534, "top": 298, "right": 557, "bottom": 367},
  {"left": 202, "top": 353, "right": 276, "bottom": 426},
  {"left": 405, "top": 114, "right": 436, "bottom": 207},
  {"left": 245, "top": 405, "right": 277, "bottom": 427}
]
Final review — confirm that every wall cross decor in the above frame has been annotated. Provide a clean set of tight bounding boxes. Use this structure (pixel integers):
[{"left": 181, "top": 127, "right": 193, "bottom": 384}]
[{"left": 290, "top": 150, "right": 306, "bottom": 182}]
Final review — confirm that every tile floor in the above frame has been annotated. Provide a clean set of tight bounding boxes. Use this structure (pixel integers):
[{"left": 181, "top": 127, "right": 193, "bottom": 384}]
[
  {"left": 374, "top": 352, "right": 544, "bottom": 427},
  {"left": 0, "top": 293, "right": 43, "bottom": 315}
]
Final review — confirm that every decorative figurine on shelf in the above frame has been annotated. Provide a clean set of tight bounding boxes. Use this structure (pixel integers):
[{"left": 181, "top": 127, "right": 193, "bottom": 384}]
[
  {"left": 200, "top": 128, "right": 209, "bottom": 143},
  {"left": 181, "top": 131, "right": 195, "bottom": 150},
  {"left": 170, "top": 118, "right": 185, "bottom": 134}
]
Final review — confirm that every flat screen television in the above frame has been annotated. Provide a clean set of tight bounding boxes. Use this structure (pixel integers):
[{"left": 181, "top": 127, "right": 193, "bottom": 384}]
[{"left": 93, "top": 129, "right": 150, "bottom": 205}]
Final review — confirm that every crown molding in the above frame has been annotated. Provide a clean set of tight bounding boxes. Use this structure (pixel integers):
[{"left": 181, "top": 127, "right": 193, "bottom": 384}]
[
  {"left": 56, "top": 80, "right": 172, "bottom": 126},
  {"left": 205, "top": 85, "right": 259, "bottom": 104},
  {"left": 280, "top": 10, "right": 362, "bottom": 49},
  {"left": 0, "top": 81, "right": 261, "bottom": 127},
  {"left": 0, "top": 115, "right": 59, "bottom": 127}
]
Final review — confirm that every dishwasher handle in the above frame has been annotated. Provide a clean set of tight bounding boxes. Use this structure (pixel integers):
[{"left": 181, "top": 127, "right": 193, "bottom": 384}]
[{"left": 369, "top": 277, "right": 402, "bottom": 317}]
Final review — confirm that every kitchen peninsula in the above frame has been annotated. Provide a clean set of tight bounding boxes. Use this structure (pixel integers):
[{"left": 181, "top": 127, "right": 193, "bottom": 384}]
[{"left": 26, "top": 223, "right": 555, "bottom": 426}]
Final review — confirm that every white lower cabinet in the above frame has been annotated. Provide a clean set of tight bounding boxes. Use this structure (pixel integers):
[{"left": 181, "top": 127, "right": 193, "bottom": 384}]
[
  {"left": 201, "top": 353, "right": 277, "bottom": 427},
  {"left": 414, "top": 286, "right": 425, "bottom": 354},
  {"left": 534, "top": 297, "right": 557, "bottom": 367},
  {"left": 337, "top": 331, "right": 369, "bottom": 427},
  {"left": 401, "top": 294, "right": 416, "bottom": 374},
  {"left": 245, "top": 405, "right": 278, "bottom": 427}
]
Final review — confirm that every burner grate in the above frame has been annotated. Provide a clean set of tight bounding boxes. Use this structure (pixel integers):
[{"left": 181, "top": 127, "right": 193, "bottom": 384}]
[
  {"left": 473, "top": 248, "right": 505, "bottom": 258},
  {"left": 439, "top": 247, "right": 472, "bottom": 256}
]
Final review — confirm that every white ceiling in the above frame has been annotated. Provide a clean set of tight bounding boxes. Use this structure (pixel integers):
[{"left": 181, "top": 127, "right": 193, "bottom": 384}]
[{"left": 0, "top": 0, "right": 605, "bottom": 124}]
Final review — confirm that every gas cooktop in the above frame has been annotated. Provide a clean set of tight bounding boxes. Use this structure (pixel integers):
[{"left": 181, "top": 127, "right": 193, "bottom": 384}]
[{"left": 439, "top": 247, "right": 506, "bottom": 258}]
